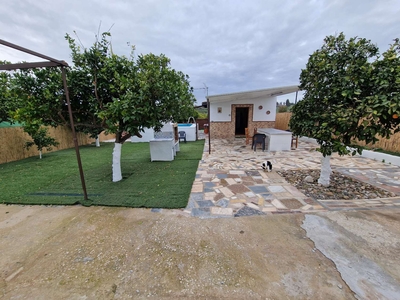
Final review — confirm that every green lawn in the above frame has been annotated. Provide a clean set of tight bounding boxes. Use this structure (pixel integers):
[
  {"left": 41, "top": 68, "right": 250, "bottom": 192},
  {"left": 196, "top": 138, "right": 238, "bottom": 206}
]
[{"left": 0, "top": 140, "right": 204, "bottom": 208}]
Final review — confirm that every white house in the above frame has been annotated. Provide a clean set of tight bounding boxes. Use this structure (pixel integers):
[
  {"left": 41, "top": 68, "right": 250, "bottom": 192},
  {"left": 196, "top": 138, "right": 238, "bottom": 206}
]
[{"left": 207, "top": 85, "right": 299, "bottom": 139}]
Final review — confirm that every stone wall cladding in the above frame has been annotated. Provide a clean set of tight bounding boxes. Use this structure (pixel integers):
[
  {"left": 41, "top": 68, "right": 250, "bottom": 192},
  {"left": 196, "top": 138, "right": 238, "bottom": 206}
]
[
  {"left": 210, "top": 103, "right": 275, "bottom": 140},
  {"left": 210, "top": 122, "right": 232, "bottom": 139},
  {"left": 252, "top": 121, "right": 275, "bottom": 131}
]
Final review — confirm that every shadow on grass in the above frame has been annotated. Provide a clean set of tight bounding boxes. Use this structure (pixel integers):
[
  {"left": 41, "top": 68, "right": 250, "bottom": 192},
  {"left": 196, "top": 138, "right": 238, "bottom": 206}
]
[{"left": 0, "top": 140, "right": 205, "bottom": 208}]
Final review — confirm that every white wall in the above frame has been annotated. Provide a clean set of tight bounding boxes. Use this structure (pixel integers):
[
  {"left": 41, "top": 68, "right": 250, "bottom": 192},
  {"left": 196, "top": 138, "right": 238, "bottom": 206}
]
[
  {"left": 209, "top": 101, "right": 232, "bottom": 121},
  {"left": 130, "top": 122, "right": 176, "bottom": 143},
  {"left": 252, "top": 97, "right": 277, "bottom": 121},
  {"left": 160, "top": 122, "right": 175, "bottom": 132},
  {"left": 360, "top": 150, "right": 400, "bottom": 166},
  {"left": 209, "top": 97, "right": 277, "bottom": 122},
  {"left": 178, "top": 124, "right": 197, "bottom": 142},
  {"left": 130, "top": 128, "right": 155, "bottom": 142}
]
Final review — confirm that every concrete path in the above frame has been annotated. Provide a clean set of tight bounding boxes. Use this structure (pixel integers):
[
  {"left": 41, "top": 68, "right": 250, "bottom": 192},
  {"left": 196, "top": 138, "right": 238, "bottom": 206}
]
[
  {"left": 185, "top": 136, "right": 400, "bottom": 218},
  {"left": 1, "top": 202, "right": 399, "bottom": 299},
  {"left": 302, "top": 213, "right": 400, "bottom": 300}
]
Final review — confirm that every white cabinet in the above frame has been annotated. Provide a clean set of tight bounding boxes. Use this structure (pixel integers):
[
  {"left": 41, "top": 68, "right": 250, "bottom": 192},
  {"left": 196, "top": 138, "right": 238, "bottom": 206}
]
[
  {"left": 149, "top": 138, "right": 174, "bottom": 161},
  {"left": 257, "top": 128, "right": 292, "bottom": 151}
]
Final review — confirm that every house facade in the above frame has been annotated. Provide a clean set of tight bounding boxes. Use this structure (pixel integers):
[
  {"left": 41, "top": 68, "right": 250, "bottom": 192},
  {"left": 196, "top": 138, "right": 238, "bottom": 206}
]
[{"left": 207, "top": 85, "right": 299, "bottom": 139}]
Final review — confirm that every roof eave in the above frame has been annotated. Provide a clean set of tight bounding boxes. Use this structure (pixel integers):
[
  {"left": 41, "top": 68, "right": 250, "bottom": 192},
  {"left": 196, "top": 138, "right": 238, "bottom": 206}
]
[{"left": 207, "top": 85, "right": 299, "bottom": 103}]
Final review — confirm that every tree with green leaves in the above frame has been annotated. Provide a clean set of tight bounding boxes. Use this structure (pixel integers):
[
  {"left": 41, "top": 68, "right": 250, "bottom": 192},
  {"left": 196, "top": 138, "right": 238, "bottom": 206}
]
[
  {"left": 289, "top": 33, "right": 400, "bottom": 185},
  {"left": 277, "top": 105, "right": 288, "bottom": 113},
  {"left": 66, "top": 33, "right": 196, "bottom": 181},
  {"left": 24, "top": 123, "right": 59, "bottom": 159},
  {"left": 11, "top": 67, "right": 65, "bottom": 126},
  {"left": 0, "top": 66, "right": 19, "bottom": 124},
  {"left": 10, "top": 32, "right": 196, "bottom": 182}
]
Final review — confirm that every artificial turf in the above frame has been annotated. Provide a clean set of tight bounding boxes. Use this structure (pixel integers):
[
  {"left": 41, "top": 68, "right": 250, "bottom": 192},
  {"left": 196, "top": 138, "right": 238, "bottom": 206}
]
[{"left": 0, "top": 140, "right": 204, "bottom": 208}]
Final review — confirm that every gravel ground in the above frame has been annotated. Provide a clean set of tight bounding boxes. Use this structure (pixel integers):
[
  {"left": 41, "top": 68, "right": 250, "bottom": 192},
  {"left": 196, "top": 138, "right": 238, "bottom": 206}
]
[
  {"left": 1, "top": 205, "right": 399, "bottom": 299},
  {"left": 0, "top": 205, "right": 355, "bottom": 299},
  {"left": 278, "top": 169, "right": 397, "bottom": 200}
]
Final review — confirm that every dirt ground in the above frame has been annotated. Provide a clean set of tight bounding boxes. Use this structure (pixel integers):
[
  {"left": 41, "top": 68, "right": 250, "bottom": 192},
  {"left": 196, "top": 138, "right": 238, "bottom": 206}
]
[{"left": 0, "top": 205, "right": 399, "bottom": 299}]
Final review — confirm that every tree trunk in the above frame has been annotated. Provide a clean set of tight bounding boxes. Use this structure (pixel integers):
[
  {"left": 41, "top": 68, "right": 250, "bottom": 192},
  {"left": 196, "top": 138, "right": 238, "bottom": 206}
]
[
  {"left": 112, "top": 130, "right": 132, "bottom": 182},
  {"left": 318, "top": 155, "right": 332, "bottom": 186},
  {"left": 112, "top": 143, "right": 123, "bottom": 182},
  {"left": 95, "top": 136, "right": 100, "bottom": 147},
  {"left": 39, "top": 150, "right": 42, "bottom": 159}
]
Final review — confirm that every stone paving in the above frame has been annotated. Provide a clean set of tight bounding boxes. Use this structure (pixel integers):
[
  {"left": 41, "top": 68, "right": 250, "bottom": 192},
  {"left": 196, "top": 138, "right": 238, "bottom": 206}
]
[{"left": 185, "top": 136, "right": 400, "bottom": 218}]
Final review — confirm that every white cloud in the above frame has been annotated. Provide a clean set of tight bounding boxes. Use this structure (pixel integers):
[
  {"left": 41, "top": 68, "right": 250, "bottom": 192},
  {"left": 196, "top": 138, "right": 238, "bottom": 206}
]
[{"left": 1, "top": 0, "right": 399, "bottom": 103}]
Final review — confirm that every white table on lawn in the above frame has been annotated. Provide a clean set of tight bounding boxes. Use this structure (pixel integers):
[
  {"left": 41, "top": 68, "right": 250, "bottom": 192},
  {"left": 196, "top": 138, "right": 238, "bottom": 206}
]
[
  {"left": 149, "top": 138, "right": 175, "bottom": 161},
  {"left": 257, "top": 128, "right": 292, "bottom": 151}
]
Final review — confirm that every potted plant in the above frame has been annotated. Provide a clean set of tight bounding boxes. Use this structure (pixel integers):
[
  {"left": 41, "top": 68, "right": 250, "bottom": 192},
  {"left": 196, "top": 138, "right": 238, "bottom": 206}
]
[{"left": 204, "top": 124, "right": 209, "bottom": 134}]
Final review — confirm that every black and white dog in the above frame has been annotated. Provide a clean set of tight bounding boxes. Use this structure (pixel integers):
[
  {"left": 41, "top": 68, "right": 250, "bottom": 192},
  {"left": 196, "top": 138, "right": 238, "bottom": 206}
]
[{"left": 261, "top": 161, "right": 272, "bottom": 172}]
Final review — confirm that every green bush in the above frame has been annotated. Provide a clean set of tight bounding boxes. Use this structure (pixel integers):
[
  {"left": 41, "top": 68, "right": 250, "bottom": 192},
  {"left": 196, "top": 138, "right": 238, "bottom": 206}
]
[{"left": 277, "top": 106, "right": 288, "bottom": 113}]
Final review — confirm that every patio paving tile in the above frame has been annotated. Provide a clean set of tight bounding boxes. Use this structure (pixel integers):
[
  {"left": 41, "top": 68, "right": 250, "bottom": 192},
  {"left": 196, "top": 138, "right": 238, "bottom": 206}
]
[
  {"left": 191, "top": 184, "right": 203, "bottom": 193},
  {"left": 204, "top": 182, "right": 216, "bottom": 188},
  {"left": 190, "top": 193, "right": 204, "bottom": 201},
  {"left": 224, "top": 178, "right": 237, "bottom": 185},
  {"left": 230, "top": 203, "right": 244, "bottom": 209},
  {"left": 216, "top": 173, "right": 228, "bottom": 179},
  {"left": 230, "top": 198, "right": 246, "bottom": 203},
  {"left": 228, "top": 184, "right": 251, "bottom": 194},
  {"left": 273, "top": 192, "right": 294, "bottom": 199},
  {"left": 216, "top": 198, "right": 229, "bottom": 207},
  {"left": 204, "top": 192, "right": 216, "bottom": 201},
  {"left": 301, "top": 204, "right": 313, "bottom": 211},
  {"left": 210, "top": 207, "right": 233, "bottom": 216},
  {"left": 191, "top": 207, "right": 211, "bottom": 218},
  {"left": 214, "top": 193, "right": 225, "bottom": 202},
  {"left": 234, "top": 205, "right": 266, "bottom": 217},
  {"left": 268, "top": 186, "right": 286, "bottom": 193},
  {"left": 248, "top": 171, "right": 263, "bottom": 177},
  {"left": 196, "top": 200, "right": 215, "bottom": 208},
  {"left": 262, "top": 207, "right": 278, "bottom": 212},
  {"left": 186, "top": 136, "right": 400, "bottom": 218},
  {"left": 248, "top": 186, "right": 269, "bottom": 193},
  {"left": 284, "top": 185, "right": 306, "bottom": 197},
  {"left": 244, "top": 191, "right": 256, "bottom": 197},
  {"left": 229, "top": 170, "right": 245, "bottom": 175},
  {"left": 279, "top": 199, "right": 304, "bottom": 209},
  {"left": 271, "top": 199, "right": 288, "bottom": 210},
  {"left": 219, "top": 187, "right": 235, "bottom": 197},
  {"left": 185, "top": 199, "right": 196, "bottom": 209},
  {"left": 260, "top": 193, "right": 274, "bottom": 199}
]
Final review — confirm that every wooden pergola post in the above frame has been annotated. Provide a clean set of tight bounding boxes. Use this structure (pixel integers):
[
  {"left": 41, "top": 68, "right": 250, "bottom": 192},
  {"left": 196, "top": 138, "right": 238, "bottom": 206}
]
[{"left": 0, "top": 39, "right": 88, "bottom": 200}]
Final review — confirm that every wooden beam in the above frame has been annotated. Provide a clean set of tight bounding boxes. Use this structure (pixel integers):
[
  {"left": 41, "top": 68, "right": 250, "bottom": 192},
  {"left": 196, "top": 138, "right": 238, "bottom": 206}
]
[
  {"left": 0, "top": 61, "right": 60, "bottom": 70},
  {"left": 0, "top": 39, "right": 68, "bottom": 66}
]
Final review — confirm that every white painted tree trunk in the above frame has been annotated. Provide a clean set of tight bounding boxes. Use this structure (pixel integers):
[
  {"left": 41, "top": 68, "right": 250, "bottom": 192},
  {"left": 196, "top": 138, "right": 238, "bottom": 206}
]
[
  {"left": 112, "top": 143, "right": 123, "bottom": 182},
  {"left": 95, "top": 136, "right": 100, "bottom": 147},
  {"left": 39, "top": 150, "right": 42, "bottom": 159},
  {"left": 318, "top": 155, "right": 332, "bottom": 186}
]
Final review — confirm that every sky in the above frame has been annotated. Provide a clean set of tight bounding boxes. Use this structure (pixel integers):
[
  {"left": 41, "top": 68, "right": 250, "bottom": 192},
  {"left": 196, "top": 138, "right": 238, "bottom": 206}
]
[{"left": 1, "top": 0, "right": 400, "bottom": 104}]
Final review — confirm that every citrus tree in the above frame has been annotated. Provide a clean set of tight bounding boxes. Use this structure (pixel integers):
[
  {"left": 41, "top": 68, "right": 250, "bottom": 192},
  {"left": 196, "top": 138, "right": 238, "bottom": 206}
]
[
  {"left": 0, "top": 67, "right": 19, "bottom": 124},
  {"left": 24, "top": 123, "right": 59, "bottom": 159},
  {"left": 290, "top": 33, "right": 400, "bottom": 185},
  {"left": 9, "top": 32, "right": 196, "bottom": 182}
]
